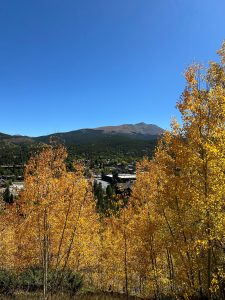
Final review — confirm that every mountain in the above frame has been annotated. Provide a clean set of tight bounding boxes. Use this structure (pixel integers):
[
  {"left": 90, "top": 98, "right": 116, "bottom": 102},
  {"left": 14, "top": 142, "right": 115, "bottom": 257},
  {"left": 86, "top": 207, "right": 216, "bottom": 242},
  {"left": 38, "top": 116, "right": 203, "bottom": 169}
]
[
  {"left": 0, "top": 132, "right": 12, "bottom": 140},
  {"left": 0, "top": 123, "right": 164, "bottom": 165},
  {"left": 95, "top": 122, "right": 164, "bottom": 136},
  {"left": 34, "top": 122, "right": 164, "bottom": 144},
  {"left": 0, "top": 133, "right": 33, "bottom": 144},
  {"left": 0, "top": 123, "right": 164, "bottom": 144}
]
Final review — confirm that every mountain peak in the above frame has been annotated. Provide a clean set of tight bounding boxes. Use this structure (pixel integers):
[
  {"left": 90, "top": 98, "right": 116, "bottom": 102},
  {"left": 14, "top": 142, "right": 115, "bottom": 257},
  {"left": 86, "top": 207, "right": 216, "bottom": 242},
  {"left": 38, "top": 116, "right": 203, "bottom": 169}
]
[
  {"left": 135, "top": 122, "right": 146, "bottom": 126},
  {"left": 95, "top": 123, "right": 164, "bottom": 136}
]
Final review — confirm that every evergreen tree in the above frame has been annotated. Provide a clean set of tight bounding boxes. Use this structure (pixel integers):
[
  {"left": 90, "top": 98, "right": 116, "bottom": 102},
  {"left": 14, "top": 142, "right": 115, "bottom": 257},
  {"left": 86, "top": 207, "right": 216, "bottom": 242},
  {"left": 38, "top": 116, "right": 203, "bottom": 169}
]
[{"left": 3, "top": 186, "right": 13, "bottom": 204}]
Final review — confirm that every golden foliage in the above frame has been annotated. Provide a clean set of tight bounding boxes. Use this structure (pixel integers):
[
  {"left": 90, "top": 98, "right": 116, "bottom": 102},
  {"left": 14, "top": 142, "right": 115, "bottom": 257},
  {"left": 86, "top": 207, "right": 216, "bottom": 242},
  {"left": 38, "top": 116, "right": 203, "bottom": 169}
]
[{"left": 13, "top": 145, "right": 100, "bottom": 276}]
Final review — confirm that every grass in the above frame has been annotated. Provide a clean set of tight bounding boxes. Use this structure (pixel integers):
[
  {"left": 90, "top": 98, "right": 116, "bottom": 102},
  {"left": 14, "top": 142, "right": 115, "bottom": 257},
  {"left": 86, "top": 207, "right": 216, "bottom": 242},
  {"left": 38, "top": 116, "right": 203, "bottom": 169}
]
[{"left": 0, "top": 291, "right": 133, "bottom": 300}]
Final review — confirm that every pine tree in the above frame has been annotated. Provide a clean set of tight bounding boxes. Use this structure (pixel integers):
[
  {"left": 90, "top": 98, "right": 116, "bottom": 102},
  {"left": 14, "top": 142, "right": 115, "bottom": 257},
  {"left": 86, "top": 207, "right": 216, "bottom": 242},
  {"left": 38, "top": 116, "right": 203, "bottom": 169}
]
[{"left": 3, "top": 186, "right": 13, "bottom": 204}]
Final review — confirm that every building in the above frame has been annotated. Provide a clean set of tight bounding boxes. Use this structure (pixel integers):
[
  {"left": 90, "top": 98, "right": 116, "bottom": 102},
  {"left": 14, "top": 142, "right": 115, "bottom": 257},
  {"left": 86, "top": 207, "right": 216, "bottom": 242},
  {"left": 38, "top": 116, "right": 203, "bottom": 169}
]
[{"left": 9, "top": 182, "right": 24, "bottom": 197}]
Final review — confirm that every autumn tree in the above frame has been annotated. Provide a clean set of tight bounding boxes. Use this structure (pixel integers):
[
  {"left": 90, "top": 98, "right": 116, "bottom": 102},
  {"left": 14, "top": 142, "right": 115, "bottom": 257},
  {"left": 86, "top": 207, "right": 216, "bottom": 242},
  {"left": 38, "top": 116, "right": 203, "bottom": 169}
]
[
  {"left": 129, "top": 42, "right": 225, "bottom": 299},
  {"left": 0, "top": 197, "right": 16, "bottom": 269},
  {"left": 14, "top": 145, "right": 100, "bottom": 298}
]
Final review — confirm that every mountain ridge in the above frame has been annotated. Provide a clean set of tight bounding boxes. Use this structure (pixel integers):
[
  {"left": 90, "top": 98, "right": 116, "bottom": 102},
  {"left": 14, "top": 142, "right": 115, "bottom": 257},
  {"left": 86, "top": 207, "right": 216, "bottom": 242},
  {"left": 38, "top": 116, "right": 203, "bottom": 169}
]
[
  {"left": 0, "top": 123, "right": 163, "bottom": 166},
  {"left": 0, "top": 122, "right": 164, "bottom": 144},
  {"left": 95, "top": 122, "right": 164, "bottom": 136}
]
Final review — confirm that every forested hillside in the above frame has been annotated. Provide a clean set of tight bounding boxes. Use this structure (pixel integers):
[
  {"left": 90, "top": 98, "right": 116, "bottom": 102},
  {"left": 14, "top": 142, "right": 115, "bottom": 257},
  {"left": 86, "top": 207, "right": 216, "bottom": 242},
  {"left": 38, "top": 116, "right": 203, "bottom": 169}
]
[{"left": 0, "top": 124, "right": 161, "bottom": 167}]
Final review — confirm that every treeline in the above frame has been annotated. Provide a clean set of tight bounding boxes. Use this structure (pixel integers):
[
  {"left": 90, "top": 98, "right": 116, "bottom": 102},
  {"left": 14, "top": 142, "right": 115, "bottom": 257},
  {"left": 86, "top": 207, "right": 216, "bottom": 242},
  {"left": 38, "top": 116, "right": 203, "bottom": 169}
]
[
  {"left": 0, "top": 43, "right": 224, "bottom": 299},
  {"left": 0, "top": 137, "right": 157, "bottom": 177},
  {"left": 0, "top": 143, "right": 30, "bottom": 166}
]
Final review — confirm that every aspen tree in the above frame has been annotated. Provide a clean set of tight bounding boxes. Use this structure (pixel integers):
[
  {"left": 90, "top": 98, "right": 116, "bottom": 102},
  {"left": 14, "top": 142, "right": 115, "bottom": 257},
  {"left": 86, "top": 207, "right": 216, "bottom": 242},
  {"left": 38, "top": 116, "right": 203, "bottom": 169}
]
[
  {"left": 0, "top": 199, "right": 16, "bottom": 269},
  {"left": 15, "top": 145, "right": 100, "bottom": 297},
  {"left": 129, "top": 42, "right": 225, "bottom": 299}
]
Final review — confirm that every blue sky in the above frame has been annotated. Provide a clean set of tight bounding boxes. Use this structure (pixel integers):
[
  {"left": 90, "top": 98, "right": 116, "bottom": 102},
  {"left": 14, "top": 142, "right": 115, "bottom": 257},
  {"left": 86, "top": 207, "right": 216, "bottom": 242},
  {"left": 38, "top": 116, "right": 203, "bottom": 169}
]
[{"left": 0, "top": 0, "right": 225, "bottom": 136}]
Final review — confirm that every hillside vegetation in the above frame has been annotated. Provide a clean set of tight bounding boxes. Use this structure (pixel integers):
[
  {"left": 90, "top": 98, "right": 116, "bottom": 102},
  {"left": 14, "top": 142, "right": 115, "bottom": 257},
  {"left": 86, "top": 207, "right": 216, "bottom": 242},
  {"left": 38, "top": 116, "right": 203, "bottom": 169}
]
[{"left": 0, "top": 123, "right": 162, "bottom": 167}]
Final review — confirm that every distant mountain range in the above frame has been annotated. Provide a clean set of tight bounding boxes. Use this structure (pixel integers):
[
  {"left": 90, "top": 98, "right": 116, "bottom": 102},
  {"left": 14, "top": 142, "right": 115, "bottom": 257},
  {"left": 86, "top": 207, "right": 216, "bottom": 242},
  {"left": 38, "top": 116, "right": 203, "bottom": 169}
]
[
  {"left": 0, "top": 123, "right": 164, "bottom": 145},
  {"left": 0, "top": 123, "right": 164, "bottom": 165}
]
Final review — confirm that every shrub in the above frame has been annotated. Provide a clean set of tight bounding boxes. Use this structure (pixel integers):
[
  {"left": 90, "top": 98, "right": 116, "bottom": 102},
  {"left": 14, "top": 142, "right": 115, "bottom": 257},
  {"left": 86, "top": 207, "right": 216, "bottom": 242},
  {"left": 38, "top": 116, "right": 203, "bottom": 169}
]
[
  {"left": 50, "top": 268, "right": 83, "bottom": 294},
  {"left": 18, "top": 266, "right": 83, "bottom": 294},
  {"left": 18, "top": 266, "right": 43, "bottom": 292},
  {"left": 0, "top": 269, "right": 17, "bottom": 295}
]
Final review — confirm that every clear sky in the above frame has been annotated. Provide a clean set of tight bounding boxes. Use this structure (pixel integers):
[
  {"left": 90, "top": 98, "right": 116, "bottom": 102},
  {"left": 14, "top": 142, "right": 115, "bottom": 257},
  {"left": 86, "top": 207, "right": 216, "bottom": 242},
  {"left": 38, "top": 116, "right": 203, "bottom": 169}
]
[{"left": 0, "top": 0, "right": 225, "bottom": 136}]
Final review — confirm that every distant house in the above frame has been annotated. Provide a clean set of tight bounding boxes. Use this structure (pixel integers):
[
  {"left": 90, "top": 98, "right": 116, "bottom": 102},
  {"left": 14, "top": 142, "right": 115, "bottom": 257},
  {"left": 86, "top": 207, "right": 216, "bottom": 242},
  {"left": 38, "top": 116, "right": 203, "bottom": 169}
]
[
  {"left": 117, "top": 174, "right": 136, "bottom": 182},
  {"left": 102, "top": 173, "right": 136, "bottom": 183},
  {"left": 1, "top": 175, "right": 16, "bottom": 180},
  {"left": 102, "top": 174, "right": 114, "bottom": 183},
  {"left": 9, "top": 182, "right": 24, "bottom": 196}
]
